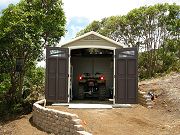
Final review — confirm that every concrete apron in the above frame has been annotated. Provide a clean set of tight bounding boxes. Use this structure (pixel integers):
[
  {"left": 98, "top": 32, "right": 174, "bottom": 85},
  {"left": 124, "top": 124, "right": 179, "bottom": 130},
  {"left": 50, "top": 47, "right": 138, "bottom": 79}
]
[{"left": 52, "top": 103, "right": 132, "bottom": 109}]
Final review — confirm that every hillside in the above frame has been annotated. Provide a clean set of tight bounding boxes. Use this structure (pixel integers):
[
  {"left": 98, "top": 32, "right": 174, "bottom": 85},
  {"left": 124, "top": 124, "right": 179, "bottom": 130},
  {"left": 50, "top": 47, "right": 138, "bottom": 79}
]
[{"left": 139, "top": 72, "right": 180, "bottom": 115}]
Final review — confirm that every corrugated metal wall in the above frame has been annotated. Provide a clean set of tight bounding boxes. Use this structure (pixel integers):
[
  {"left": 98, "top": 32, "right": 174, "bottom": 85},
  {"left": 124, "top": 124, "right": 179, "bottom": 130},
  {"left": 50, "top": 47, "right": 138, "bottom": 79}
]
[{"left": 71, "top": 57, "right": 113, "bottom": 98}]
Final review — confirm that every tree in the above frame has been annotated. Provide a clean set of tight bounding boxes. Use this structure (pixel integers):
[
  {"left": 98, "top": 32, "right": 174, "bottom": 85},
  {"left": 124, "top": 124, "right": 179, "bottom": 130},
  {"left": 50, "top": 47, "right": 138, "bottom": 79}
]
[
  {"left": 77, "top": 3, "right": 180, "bottom": 79},
  {"left": 77, "top": 20, "right": 102, "bottom": 36},
  {"left": 0, "top": 0, "right": 66, "bottom": 104}
]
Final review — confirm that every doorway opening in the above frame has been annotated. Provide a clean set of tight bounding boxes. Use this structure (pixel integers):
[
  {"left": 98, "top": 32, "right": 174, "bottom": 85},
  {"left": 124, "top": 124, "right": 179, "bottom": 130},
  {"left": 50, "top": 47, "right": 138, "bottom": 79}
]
[{"left": 70, "top": 48, "right": 114, "bottom": 103}]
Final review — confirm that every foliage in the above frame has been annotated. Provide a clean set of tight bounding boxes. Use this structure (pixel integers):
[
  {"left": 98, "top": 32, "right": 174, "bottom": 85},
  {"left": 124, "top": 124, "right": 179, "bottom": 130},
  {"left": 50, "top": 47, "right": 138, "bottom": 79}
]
[
  {"left": 77, "top": 3, "right": 180, "bottom": 79},
  {"left": 0, "top": 65, "right": 45, "bottom": 118},
  {"left": 0, "top": 74, "right": 11, "bottom": 94},
  {"left": 0, "top": 0, "right": 66, "bottom": 118},
  {"left": 24, "top": 66, "right": 45, "bottom": 100}
]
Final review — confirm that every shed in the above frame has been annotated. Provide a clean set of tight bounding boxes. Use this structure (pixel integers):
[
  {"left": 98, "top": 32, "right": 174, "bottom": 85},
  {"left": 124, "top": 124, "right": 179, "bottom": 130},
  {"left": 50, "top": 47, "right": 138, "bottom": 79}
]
[{"left": 45, "top": 31, "right": 138, "bottom": 104}]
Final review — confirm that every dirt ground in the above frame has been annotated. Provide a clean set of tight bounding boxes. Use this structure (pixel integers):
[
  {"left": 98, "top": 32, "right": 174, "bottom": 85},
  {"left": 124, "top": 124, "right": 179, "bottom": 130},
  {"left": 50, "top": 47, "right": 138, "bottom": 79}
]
[
  {"left": 0, "top": 72, "right": 180, "bottom": 135},
  {"left": 0, "top": 114, "right": 47, "bottom": 135},
  {"left": 49, "top": 105, "right": 180, "bottom": 135}
]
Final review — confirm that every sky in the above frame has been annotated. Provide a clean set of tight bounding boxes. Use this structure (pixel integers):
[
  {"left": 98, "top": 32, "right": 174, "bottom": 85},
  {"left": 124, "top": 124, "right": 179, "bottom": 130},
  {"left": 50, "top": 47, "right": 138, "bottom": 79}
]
[
  {"left": 0, "top": 0, "right": 179, "bottom": 67},
  {"left": 0, "top": 0, "right": 179, "bottom": 42}
]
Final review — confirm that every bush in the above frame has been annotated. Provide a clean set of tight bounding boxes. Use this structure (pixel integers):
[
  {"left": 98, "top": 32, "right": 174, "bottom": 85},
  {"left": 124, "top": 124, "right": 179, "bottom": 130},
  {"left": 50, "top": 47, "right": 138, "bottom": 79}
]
[
  {"left": 138, "top": 39, "right": 180, "bottom": 80},
  {"left": 0, "top": 66, "right": 45, "bottom": 119}
]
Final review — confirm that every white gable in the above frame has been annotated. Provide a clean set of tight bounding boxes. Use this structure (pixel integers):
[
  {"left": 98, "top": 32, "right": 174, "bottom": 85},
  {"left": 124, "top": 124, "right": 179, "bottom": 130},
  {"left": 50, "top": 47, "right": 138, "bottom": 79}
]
[{"left": 60, "top": 31, "right": 125, "bottom": 50}]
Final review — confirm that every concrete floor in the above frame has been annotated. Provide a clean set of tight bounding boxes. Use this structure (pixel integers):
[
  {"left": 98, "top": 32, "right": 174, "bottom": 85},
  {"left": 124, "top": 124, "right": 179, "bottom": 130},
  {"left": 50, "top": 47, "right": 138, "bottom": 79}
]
[{"left": 52, "top": 99, "right": 131, "bottom": 109}]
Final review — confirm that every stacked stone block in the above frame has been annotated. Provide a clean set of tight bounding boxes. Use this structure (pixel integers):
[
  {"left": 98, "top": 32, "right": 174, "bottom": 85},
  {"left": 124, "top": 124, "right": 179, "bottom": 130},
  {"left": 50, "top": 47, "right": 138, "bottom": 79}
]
[
  {"left": 32, "top": 99, "right": 92, "bottom": 135},
  {"left": 138, "top": 91, "right": 153, "bottom": 108}
]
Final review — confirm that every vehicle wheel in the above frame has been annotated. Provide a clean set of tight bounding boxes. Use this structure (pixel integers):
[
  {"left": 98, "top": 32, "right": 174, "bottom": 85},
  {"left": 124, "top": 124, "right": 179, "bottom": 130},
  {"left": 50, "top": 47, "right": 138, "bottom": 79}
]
[
  {"left": 99, "top": 85, "right": 106, "bottom": 100},
  {"left": 78, "top": 85, "right": 84, "bottom": 99}
]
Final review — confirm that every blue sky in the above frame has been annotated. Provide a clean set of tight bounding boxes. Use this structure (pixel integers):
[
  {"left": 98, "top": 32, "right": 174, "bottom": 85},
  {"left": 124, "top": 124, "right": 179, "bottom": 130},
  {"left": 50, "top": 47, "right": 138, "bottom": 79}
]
[
  {"left": 64, "top": 17, "right": 90, "bottom": 41},
  {"left": 1, "top": 0, "right": 179, "bottom": 43}
]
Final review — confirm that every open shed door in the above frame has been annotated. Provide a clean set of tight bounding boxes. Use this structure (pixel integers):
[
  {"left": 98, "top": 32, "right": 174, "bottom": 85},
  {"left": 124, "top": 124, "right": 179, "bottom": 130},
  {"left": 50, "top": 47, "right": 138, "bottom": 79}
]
[
  {"left": 115, "top": 48, "right": 138, "bottom": 104},
  {"left": 46, "top": 47, "right": 69, "bottom": 102}
]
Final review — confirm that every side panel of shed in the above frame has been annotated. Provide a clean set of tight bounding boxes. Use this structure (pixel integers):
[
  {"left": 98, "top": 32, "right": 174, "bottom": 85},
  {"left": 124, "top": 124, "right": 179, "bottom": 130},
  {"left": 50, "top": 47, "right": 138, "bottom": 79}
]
[
  {"left": 46, "top": 47, "right": 69, "bottom": 102},
  {"left": 115, "top": 48, "right": 138, "bottom": 104}
]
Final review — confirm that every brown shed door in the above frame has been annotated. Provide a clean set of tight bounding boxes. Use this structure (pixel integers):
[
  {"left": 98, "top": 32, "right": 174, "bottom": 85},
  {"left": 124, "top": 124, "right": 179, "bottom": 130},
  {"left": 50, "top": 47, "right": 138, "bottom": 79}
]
[
  {"left": 46, "top": 47, "right": 69, "bottom": 102},
  {"left": 115, "top": 48, "right": 138, "bottom": 104}
]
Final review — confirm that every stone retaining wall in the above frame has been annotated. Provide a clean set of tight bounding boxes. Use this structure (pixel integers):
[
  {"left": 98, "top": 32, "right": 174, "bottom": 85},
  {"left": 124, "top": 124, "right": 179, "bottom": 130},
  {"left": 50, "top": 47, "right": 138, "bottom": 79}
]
[
  {"left": 138, "top": 91, "right": 153, "bottom": 108},
  {"left": 32, "top": 99, "right": 92, "bottom": 135}
]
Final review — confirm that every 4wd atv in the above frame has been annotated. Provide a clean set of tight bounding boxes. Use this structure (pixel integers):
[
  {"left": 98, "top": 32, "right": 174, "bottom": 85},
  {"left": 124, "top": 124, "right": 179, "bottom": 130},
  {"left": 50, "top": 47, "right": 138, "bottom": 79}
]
[{"left": 78, "top": 73, "right": 106, "bottom": 100}]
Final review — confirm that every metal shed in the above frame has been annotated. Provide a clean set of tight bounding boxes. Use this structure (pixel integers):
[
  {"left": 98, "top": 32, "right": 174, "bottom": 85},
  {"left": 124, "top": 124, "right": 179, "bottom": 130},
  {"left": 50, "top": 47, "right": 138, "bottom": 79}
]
[{"left": 45, "top": 31, "right": 138, "bottom": 104}]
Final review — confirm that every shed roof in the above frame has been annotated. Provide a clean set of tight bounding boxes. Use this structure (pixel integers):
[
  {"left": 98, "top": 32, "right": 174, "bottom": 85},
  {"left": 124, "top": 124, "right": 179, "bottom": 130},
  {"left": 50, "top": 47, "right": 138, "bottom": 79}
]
[{"left": 60, "top": 31, "right": 125, "bottom": 50}]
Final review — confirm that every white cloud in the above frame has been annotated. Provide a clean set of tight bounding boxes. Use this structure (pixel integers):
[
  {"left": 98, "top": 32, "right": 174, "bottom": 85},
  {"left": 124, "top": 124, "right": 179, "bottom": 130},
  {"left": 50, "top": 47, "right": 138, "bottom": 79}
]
[
  {"left": 63, "top": 0, "right": 142, "bottom": 21},
  {"left": 142, "top": 0, "right": 180, "bottom": 5},
  {"left": 37, "top": 60, "right": 45, "bottom": 67},
  {"left": 63, "top": 0, "right": 180, "bottom": 21}
]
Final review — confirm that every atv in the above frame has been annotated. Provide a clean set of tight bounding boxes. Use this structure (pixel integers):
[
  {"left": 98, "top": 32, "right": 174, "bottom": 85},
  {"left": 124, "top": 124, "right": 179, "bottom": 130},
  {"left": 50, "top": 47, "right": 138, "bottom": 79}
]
[{"left": 78, "top": 72, "right": 106, "bottom": 100}]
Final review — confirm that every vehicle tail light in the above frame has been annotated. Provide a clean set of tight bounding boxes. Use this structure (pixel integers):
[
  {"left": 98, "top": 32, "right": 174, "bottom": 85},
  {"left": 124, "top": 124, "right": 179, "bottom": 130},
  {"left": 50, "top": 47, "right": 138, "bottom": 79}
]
[
  {"left": 100, "top": 76, "right": 104, "bottom": 80},
  {"left": 79, "top": 76, "right": 83, "bottom": 80}
]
